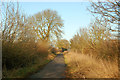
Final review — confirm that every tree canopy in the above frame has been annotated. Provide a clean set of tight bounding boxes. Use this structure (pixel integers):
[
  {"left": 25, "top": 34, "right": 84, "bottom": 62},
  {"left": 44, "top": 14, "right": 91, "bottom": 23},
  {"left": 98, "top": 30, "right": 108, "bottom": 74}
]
[
  {"left": 29, "top": 9, "right": 64, "bottom": 42},
  {"left": 88, "top": 0, "right": 120, "bottom": 25}
]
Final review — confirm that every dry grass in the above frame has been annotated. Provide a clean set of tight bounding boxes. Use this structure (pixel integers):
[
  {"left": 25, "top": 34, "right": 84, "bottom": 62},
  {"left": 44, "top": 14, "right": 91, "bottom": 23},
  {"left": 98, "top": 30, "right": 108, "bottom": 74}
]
[{"left": 64, "top": 51, "right": 118, "bottom": 78}]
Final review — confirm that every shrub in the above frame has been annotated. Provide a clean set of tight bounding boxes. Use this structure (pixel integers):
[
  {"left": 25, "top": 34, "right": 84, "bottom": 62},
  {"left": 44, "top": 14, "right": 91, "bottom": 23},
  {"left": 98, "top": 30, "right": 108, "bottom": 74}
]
[{"left": 2, "top": 41, "right": 49, "bottom": 70}]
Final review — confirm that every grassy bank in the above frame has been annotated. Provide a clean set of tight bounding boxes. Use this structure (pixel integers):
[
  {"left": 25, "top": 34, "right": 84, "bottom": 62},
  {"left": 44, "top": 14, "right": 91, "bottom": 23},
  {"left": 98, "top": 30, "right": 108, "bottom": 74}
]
[
  {"left": 2, "top": 41, "right": 56, "bottom": 78},
  {"left": 64, "top": 52, "right": 118, "bottom": 78},
  {"left": 3, "top": 53, "right": 55, "bottom": 78}
]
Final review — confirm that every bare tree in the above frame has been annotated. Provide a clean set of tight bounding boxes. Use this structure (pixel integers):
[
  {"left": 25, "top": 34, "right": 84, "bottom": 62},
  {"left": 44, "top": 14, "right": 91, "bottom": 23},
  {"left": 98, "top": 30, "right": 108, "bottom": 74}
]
[
  {"left": 2, "top": 2, "right": 23, "bottom": 42},
  {"left": 1, "top": 2, "right": 36, "bottom": 43},
  {"left": 29, "top": 9, "right": 64, "bottom": 42},
  {"left": 88, "top": 0, "right": 119, "bottom": 25},
  {"left": 89, "top": 18, "right": 111, "bottom": 41}
]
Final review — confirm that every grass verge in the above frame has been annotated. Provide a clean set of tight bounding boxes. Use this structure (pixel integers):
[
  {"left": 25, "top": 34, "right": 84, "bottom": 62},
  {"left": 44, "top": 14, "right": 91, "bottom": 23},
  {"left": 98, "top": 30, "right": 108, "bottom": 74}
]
[
  {"left": 64, "top": 51, "right": 118, "bottom": 78},
  {"left": 3, "top": 53, "right": 56, "bottom": 78}
]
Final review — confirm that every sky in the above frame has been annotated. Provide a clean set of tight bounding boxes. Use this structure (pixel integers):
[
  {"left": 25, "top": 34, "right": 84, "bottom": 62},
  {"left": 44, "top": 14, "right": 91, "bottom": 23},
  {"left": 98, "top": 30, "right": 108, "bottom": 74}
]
[{"left": 18, "top": 2, "right": 94, "bottom": 41}]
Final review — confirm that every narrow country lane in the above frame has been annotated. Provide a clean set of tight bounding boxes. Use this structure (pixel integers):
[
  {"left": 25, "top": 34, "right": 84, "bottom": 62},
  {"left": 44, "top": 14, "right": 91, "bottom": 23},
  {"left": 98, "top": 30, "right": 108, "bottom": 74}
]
[{"left": 29, "top": 54, "right": 66, "bottom": 78}]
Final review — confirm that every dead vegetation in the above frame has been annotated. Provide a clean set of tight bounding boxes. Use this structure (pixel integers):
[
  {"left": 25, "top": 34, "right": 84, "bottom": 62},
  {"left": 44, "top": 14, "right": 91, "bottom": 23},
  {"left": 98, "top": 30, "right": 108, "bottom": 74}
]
[
  {"left": 65, "top": 52, "right": 118, "bottom": 78},
  {"left": 65, "top": 17, "right": 118, "bottom": 78}
]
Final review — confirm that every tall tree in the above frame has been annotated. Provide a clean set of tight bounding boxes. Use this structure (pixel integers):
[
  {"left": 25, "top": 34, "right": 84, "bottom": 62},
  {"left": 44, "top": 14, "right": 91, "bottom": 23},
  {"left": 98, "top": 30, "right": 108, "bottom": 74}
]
[
  {"left": 29, "top": 9, "right": 64, "bottom": 42},
  {"left": 1, "top": 2, "right": 36, "bottom": 43},
  {"left": 2, "top": 2, "right": 24, "bottom": 43},
  {"left": 88, "top": 0, "right": 120, "bottom": 38}
]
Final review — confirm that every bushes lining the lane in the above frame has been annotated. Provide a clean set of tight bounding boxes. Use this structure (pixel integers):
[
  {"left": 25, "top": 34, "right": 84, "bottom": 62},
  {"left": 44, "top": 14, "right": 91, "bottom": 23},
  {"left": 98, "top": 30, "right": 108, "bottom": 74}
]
[{"left": 2, "top": 41, "right": 57, "bottom": 78}]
